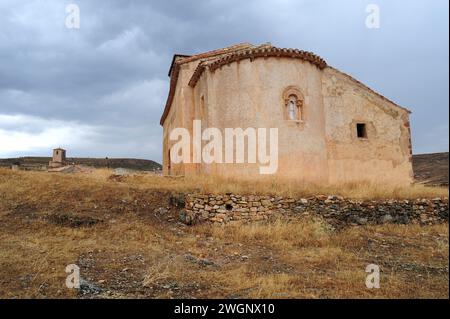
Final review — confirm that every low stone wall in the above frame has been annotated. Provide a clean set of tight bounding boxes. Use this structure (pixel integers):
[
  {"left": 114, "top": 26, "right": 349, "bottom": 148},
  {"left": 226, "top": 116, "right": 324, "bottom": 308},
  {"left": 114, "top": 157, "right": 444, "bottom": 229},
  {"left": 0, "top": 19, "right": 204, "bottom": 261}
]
[{"left": 178, "top": 193, "right": 449, "bottom": 227}]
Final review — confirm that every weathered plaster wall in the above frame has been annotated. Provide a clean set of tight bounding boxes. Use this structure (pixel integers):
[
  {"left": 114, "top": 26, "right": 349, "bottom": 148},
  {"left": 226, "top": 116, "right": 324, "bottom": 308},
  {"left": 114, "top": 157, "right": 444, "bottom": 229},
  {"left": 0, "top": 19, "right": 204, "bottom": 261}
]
[
  {"left": 321, "top": 67, "right": 413, "bottom": 185},
  {"left": 193, "top": 57, "right": 329, "bottom": 183},
  {"left": 163, "top": 61, "right": 198, "bottom": 176}
]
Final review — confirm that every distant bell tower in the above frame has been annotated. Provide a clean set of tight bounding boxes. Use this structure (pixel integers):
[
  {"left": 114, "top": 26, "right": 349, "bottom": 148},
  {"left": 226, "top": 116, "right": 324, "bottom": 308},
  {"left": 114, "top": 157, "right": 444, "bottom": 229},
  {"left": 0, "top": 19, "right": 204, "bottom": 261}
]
[{"left": 49, "top": 148, "right": 66, "bottom": 168}]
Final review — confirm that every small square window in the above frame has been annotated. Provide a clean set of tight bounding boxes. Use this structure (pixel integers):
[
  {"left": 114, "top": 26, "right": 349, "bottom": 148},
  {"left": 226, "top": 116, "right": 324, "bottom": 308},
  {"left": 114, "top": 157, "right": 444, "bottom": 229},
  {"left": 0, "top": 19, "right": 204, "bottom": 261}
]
[{"left": 356, "top": 123, "right": 367, "bottom": 138}]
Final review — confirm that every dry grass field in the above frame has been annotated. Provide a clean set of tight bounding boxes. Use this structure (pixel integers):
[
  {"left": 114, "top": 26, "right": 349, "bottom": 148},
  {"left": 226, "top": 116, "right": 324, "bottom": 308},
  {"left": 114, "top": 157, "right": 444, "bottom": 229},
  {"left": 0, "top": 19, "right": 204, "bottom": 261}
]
[{"left": 0, "top": 168, "right": 448, "bottom": 298}]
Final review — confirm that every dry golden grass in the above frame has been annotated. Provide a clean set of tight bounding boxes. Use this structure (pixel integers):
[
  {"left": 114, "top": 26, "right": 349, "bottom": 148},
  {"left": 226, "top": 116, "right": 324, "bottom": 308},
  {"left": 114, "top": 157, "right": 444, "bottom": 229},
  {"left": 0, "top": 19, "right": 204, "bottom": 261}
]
[
  {"left": 1, "top": 168, "right": 447, "bottom": 201},
  {"left": 112, "top": 173, "right": 448, "bottom": 199},
  {"left": 0, "top": 168, "right": 448, "bottom": 299},
  {"left": 191, "top": 220, "right": 449, "bottom": 298}
]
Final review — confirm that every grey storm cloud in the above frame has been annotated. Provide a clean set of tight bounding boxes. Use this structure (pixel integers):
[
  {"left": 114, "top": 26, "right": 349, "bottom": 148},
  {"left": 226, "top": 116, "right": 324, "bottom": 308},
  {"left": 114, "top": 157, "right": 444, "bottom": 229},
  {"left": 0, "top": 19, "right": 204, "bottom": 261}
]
[{"left": 0, "top": 0, "right": 448, "bottom": 162}]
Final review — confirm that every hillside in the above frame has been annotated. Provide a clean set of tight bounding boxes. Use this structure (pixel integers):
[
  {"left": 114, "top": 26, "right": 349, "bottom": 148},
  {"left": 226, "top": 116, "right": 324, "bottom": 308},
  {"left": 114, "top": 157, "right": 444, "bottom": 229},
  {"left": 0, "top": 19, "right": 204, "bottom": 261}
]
[
  {"left": 0, "top": 157, "right": 161, "bottom": 171},
  {"left": 0, "top": 168, "right": 447, "bottom": 298},
  {"left": 412, "top": 152, "right": 449, "bottom": 186},
  {"left": 1, "top": 153, "right": 448, "bottom": 185}
]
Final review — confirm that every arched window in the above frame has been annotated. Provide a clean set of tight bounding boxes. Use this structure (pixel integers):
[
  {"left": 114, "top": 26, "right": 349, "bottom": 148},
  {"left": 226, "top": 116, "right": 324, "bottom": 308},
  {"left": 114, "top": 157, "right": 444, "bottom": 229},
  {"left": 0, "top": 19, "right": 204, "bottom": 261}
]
[
  {"left": 288, "top": 97, "right": 297, "bottom": 120},
  {"left": 283, "top": 87, "right": 304, "bottom": 121}
]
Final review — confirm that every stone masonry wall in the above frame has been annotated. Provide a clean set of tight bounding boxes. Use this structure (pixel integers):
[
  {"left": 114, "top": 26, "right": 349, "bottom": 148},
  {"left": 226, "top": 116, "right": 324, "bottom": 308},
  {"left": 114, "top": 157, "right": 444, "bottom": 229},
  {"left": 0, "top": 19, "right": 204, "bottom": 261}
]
[{"left": 178, "top": 193, "right": 449, "bottom": 227}]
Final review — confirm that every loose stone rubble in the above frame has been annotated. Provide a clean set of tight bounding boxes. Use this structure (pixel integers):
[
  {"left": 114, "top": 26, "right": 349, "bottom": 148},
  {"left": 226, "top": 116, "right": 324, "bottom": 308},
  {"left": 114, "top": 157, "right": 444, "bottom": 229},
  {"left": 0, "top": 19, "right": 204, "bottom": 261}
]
[{"left": 178, "top": 193, "right": 449, "bottom": 227}]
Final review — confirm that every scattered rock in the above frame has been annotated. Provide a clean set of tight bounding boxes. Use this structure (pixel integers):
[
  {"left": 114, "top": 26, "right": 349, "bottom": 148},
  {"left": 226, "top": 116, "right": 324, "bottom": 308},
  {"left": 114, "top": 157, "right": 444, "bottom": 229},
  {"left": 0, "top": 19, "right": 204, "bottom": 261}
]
[
  {"left": 170, "top": 193, "right": 186, "bottom": 208},
  {"left": 79, "top": 278, "right": 103, "bottom": 295},
  {"left": 356, "top": 217, "right": 368, "bottom": 225},
  {"left": 381, "top": 214, "right": 393, "bottom": 223},
  {"left": 179, "top": 209, "right": 194, "bottom": 225},
  {"left": 154, "top": 207, "right": 168, "bottom": 215},
  {"left": 113, "top": 168, "right": 134, "bottom": 176},
  {"left": 184, "top": 254, "right": 216, "bottom": 266}
]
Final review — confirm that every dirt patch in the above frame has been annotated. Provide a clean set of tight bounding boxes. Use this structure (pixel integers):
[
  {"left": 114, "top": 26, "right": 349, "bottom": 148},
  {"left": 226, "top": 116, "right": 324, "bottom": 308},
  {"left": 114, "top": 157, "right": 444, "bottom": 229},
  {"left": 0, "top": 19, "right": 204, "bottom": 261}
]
[
  {"left": 108, "top": 174, "right": 126, "bottom": 182},
  {"left": 46, "top": 213, "right": 102, "bottom": 228},
  {"left": 7, "top": 203, "right": 39, "bottom": 219}
]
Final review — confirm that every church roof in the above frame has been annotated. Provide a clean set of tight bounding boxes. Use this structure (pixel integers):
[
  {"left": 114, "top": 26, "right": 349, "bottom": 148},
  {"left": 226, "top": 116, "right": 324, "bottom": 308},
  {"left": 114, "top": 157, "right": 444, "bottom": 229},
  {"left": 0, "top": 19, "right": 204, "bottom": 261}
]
[
  {"left": 167, "top": 54, "right": 191, "bottom": 77},
  {"left": 188, "top": 45, "right": 327, "bottom": 87},
  {"left": 160, "top": 43, "right": 409, "bottom": 125}
]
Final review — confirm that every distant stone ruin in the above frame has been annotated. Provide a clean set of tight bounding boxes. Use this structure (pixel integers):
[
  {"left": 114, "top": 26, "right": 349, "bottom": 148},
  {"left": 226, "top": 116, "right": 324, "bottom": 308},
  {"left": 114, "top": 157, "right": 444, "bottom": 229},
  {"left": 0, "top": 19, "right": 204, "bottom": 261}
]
[{"left": 48, "top": 148, "right": 67, "bottom": 168}]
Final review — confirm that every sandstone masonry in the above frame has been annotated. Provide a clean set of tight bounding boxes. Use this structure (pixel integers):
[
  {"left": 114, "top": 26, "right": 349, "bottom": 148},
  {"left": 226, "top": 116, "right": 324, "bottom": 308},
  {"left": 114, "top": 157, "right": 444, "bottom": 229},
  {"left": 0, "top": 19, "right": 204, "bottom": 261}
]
[{"left": 179, "top": 194, "right": 449, "bottom": 227}]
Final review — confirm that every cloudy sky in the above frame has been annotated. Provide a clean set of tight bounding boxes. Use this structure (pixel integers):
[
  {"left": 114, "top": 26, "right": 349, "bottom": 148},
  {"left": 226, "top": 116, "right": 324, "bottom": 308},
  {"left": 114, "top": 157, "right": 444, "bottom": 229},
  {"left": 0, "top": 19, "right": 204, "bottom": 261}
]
[{"left": 0, "top": 0, "right": 448, "bottom": 163}]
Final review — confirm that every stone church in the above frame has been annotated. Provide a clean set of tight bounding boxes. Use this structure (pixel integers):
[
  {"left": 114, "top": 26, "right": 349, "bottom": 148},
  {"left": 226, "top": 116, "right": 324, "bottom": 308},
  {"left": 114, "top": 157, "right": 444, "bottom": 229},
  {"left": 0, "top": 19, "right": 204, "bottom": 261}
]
[{"left": 160, "top": 43, "right": 413, "bottom": 185}]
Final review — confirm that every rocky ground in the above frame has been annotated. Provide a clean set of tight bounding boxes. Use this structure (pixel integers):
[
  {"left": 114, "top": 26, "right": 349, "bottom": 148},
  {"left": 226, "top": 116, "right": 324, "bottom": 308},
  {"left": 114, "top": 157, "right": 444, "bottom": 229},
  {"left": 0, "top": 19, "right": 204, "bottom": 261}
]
[{"left": 0, "top": 168, "right": 448, "bottom": 299}]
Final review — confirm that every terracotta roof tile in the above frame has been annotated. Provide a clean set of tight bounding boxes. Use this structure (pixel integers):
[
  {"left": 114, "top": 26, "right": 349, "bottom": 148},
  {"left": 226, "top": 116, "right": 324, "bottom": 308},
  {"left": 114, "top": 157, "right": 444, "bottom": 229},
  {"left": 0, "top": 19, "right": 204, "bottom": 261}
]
[
  {"left": 188, "top": 46, "right": 327, "bottom": 87},
  {"left": 177, "top": 43, "right": 254, "bottom": 64},
  {"left": 168, "top": 54, "right": 190, "bottom": 76},
  {"left": 167, "top": 43, "right": 255, "bottom": 77},
  {"left": 160, "top": 43, "right": 409, "bottom": 125}
]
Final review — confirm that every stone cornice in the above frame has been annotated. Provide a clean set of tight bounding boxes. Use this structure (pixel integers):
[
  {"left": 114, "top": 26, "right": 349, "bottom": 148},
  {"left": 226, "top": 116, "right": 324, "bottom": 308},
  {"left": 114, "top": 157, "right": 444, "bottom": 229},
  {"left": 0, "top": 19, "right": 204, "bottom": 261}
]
[
  {"left": 161, "top": 45, "right": 327, "bottom": 125},
  {"left": 160, "top": 44, "right": 409, "bottom": 126},
  {"left": 188, "top": 47, "right": 327, "bottom": 88}
]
